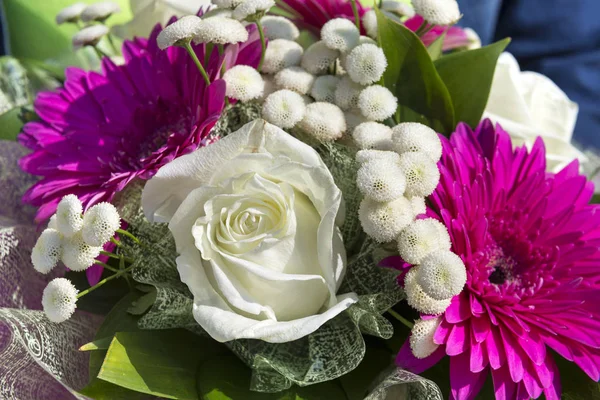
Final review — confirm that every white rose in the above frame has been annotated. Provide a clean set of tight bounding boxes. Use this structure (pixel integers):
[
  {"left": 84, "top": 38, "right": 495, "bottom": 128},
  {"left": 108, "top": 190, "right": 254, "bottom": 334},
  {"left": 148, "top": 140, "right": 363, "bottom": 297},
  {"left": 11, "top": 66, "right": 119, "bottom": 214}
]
[
  {"left": 483, "top": 52, "right": 587, "bottom": 172},
  {"left": 142, "top": 120, "right": 358, "bottom": 343}
]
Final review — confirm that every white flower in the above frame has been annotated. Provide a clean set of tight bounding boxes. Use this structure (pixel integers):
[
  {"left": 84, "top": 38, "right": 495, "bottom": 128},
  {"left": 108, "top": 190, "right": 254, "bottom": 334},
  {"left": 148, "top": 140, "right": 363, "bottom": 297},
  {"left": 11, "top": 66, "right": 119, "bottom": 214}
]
[
  {"left": 464, "top": 28, "right": 481, "bottom": 50},
  {"left": 142, "top": 120, "right": 358, "bottom": 343},
  {"left": 382, "top": 1, "right": 415, "bottom": 18},
  {"left": 232, "top": 0, "right": 275, "bottom": 21},
  {"left": 410, "top": 317, "right": 441, "bottom": 359},
  {"left": 61, "top": 233, "right": 102, "bottom": 272},
  {"left": 404, "top": 267, "right": 451, "bottom": 315},
  {"left": 299, "top": 102, "right": 347, "bottom": 141},
  {"left": 80, "top": 1, "right": 121, "bottom": 23},
  {"left": 391, "top": 122, "right": 442, "bottom": 162},
  {"left": 412, "top": 0, "right": 461, "bottom": 26},
  {"left": 301, "top": 41, "right": 339, "bottom": 75},
  {"left": 335, "top": 76, "right": 364, "bottom": 110},
  {"left": 157, "top": 15, "right": 203, "bottom": 50},
  {"left": 223, "top": 65, "right": 265, "bottom": 101},
  {"left": 82, "top": 202, "right": 121, "bottom": 247},
  {"left": 358, "top": 85, "right": 398, "bottom": 121},
  {"left": 47, "top": 215, "right": 58, "bottom": 230},
  {"left": 72, "top": 25, "right": 110, "bottom": 50},
  {"left": 56, "top": 3, "right": 86, "bottom": 24},
  {"left": 409, "top": 196, "right": 426, "bottom": 217},
  {"left": 417, "top": 251, "right": 466, "bottom": 301},
  {"left": 352, "top": 122, "right": 392, "bottom": 150},
  {"left": 261, "top": 16, "right": 299, "bottom": 41},
  {"left": 321, "top": 18, "right": 360, "bottom": 53},
  {"left": 274, "top": 67, "right": 315, "bottom": 95},
  {"left": 42, "top": 278, "right": 79, "bottom": 323},
  {"left": 260, "top": 74, "right": 278, "bottom": 100},
  {"left": 398, "top": 152, "right": 440, "bottom": 197},
  {"left": 339, "top": 35, "right": 376, "bottom": 69},
  {"left": 344, "top": 111, "right": 369, "bottom": 133},
  {"left": 262, "top": 89, "right": 306, "bottom": 128},
  {"left": 262, "top": 39, "right": 303, "bottom": 74},
  {"left": 356, "top": 149, "right": 400, "bottom": 165},
  {"left": 32, "top": 229, "right": 63, "bottom": 274},
  {"left": 194, "top": 17, "right": 249, "bottom": 45},
  {"left": 346, "top": 44, "right": 387, "bottom": 85},
  {"left": 484, "top": 52, "right": 585, "bottom": 172},
  {"left": 357, "top": 158, "right": 406, "bottom": 202},
  {"left": 56, "top": 195, "right": 83, "bottom": 238},
  {"left": 359, "top": 197, "right": 413, "bottom": 243},
  {"left": 309, "top": 75, "right": 339, "bottom": 103},
  {"left": 212, "top": 0, "right": 245, "bottom": 8},
  {"left": 362, "top": 10, "right": 378, "bottom": 39},
  {"left": 397, "top": 218, "right": 451, "bottom": 265}
]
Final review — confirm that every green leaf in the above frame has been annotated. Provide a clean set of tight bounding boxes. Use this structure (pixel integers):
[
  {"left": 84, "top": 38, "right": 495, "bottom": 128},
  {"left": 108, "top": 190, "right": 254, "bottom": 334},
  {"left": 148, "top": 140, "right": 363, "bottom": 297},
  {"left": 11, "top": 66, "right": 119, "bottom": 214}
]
[
  {"left": 427, "top": 33, "right": 446, "bottom": 61},
  {"left": 434, "top": 39, "right": 510, "bottom": 128},
  {"left": 127, "top": 287, "right": 157, "bottom": 315},
  {"left": 80, "top": 337, "right": 113, "bottom": 352},
  {"left": 0, "top": 107, "right": 26, "bottom": 140}
]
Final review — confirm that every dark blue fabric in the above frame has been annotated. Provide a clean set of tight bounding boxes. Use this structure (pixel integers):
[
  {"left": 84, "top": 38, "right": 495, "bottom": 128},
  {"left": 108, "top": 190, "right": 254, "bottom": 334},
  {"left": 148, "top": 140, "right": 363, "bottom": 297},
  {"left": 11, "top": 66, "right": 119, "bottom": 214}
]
[{"left": 457, "top": 0, "right": 600, "bottom": 149}]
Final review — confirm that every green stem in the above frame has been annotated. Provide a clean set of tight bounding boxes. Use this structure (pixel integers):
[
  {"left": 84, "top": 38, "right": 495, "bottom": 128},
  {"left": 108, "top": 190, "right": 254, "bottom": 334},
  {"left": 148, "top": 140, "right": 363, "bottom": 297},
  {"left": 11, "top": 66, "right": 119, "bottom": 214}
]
[
  {"left": 350, "top": 0, "right": 361, "bottom": 31},
  {"left": 91, "top": 45, "right": 109, "bottom": 60},
  {"left": 218, "top": 44, "right": 226, "bottom": 77},
  {"left": 106, "top": 33, "right": 120, "bottom": 54},
  {"left": 100, "top": 250, "right": 120, "bottom": 260},
  {"left": 414, "top": 20, "right": 428, "bottom": 36},
  {"left": 116, "top": 229, "right": 140, "bottom": 244},
  {"left": 255, "top": 20, "right": 267, "bottom": 71},
  {"left": 93, "top": 260, "right": 120, "bottom": 273},
  {"left": 183, "top": 41, "right": 211, "bottom": 85},
  {"left": 120, "top": 255, "right": 134, "bottom": 291},
  {"left": 110, "top": 237, "right": 123, "bottom": 247},
  {"left": 387, "top": 309, "right": 414, "bottom": 329},
  {"left": 77, "top": 263, "right": 136, "bottom": 298}
]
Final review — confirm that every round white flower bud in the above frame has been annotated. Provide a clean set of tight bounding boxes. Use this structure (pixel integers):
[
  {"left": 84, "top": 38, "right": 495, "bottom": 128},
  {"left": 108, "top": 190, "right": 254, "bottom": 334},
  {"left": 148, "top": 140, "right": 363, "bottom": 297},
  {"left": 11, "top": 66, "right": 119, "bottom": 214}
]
[
  {"left": 310, "top": 75, "right": 340, "bottom": 103},
  {"left": 358, "top": 85, "right": 398, "bottom": 121},
  {"left": 301, "top": 41, "right": 339, "bottom": 75},
  {"left": 56, "top": 194, "right": 83, "bottom": 238},
  {"left": 464, "top": 28, "right": 482, "bottom": 50},
  {"left": 356, "top": 149, "right": 400, "bottom": 165},
  {"left": 80, "top": 1, "right": 120, "bottom": 23},
  {"left": 47, "top": 214, "right": 58, "bottom": 230},
  {"left": 346, "top": 44, "right": 387, "bottom": 85},
  {"left": 410, "top": 317, "right": 441, "bottom": 359},
  {"left": 344, "top": 111, "right": 369, "bottom": 133},
  {"left": 362, "top": 10, "right": 378, "bottom": 39},
  {"left": 382, "top": 1, "right": 416, "bottom": 18},
  {"left": 359, "top": 197, "right": 413, "bottom": 243},
  {"left": 397, "top": 218, "right": 451, "bottom": 265},
  {"left": 61, "top": 233, "right": 102, "bottom": 272},
  {"left": 72, "top": 25, "right": 109, "bottom": 50},
  {"left": 417, "top": 251, "right": 466, "bottom": 301},
  {"left": 391, "top": 123, "right": 442, "bottom": 162},
  {"left": 262, "top": 89, "right": 306, "bottom": 128},
  {"left": 232, "top": 0, "right": 275, "bottom": 21},
  {"left": 31, "top": 229, "right": 63, "bottom": 274},
  {"left": 42, "top": 278, "right": 79, "bottom": 323},
  {"left": 404, "top": 267, "right": 451, "bottom": 315},
  {"left": 412, "top": 0, "right": 461, "bottom": 26},
  {"left": 357, "top": 158, "right": 406, "bottom": 202},
  {"left": 56, "top": 3, "right": 86, "bottom": 24},
  {"left": 321, "top": 18, "right": 360, "bottom": 53},
  {"left": 262, "top": 39, "right": 303, "bottom": 74},
  {"left": 398, "top": 152, "right": 440, "bottom": 197},
  {"left": 194, "top": 17, "right": 249, "bottom": 45},
  {"left": 274, "top": 67, "right": 315, "bottom": 95},
  {"left": 299, "top": 102, "right": 346, "bottom": 142},
  {"left": 339, "top": 36, "right": 377, "bottom": 69},
  {"left": 260, "top": 74, "right": 277, "bottom": 100},
  {"left": 409, "top": 196, "right": 427, "bottom": 217},
  {"left": 82, "top": 202, "right": 121, "bottom": 247},
  {"left": 223, "top": 65, "right": 265, "bottom": 101},
  {"left": 157, "top": 15, "right": 203, "bottom": 50},
  {"left": 335, "top": 76, "right": 364, "bottom": 110},
  {"left": 261, "top": 16, "right": 300, "bottom": 41},
  {"left": 352, "top": 122, "right": 392, "bottom": 150},
  {"left": 211, "top": 0, "right": 245, "bottom": 9}
]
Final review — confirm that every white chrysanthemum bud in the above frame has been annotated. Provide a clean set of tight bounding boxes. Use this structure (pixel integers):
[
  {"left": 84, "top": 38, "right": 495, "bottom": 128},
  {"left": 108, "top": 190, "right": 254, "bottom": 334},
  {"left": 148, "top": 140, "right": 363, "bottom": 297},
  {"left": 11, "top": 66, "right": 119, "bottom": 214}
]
[
  {"left": 31, "top": 229, "right": 63, "bottom": 274},
  {"left": 47, "top": 214, "right": 58, "bottom": 230},
  {"left": 335, "top": 76, "right": 364, "bottom": 110},
  {"left": 274, "top": 67, "right": 315, "bottom": 95},
  {"left": 42, "top": 278, "right": 79, "bottom": 323},
  {"left": 232, "top": 0, "right": 275, "bottom": 21},
  {"left": 339, "top": 36, "right": 377, "bottom": 69},
  {"left": 262, "top": 39, "right": 303, "bottom": 74},
  {"left": 61, "top": 233, "right": 102, "bottom": 272},
  {"left": 194, "top": 17, "right": 249, "bottom": 45},
  {"left": 301, "top": 41, "right": 339, "bottom": 75},
  {"left": 261, "top": 16, "right": 300, "bottom": 41},
  {"left": 223, "top": 65, "right": 265, "bottom": 101},
  {"left": 310, "top": 75, "right": 340, "bottom": 103},
  {"left": 352, "top": 122, "right": 393, "bottom": 150},
  {"left": 397, "top": 218, "right": 451, "bottom": 264},
  {"left": 344, "top": 111, "right": 369, "bottom": 133},
  {"left": 358, "top": 85, "right": 398, "bottom": 121},
  {"left": 157, "top": 15, "right": 203, "bottom": 50},
  {"left": 302, "top": 95, "right": 314, "bottom": 105},
  {"left": 362, "top": 10, "right": 378, "bottom": 39},
  {"left": 321, "top": 18, "right": 360, "bottom": 53},
  {"left": 346, "top": 44, "right": 387, "bottom": 85},
  {"left": 404, "top": 267, "right": 451, "bottom": 315},
  {"left": 357, "top": 158, "right": 406, "bottom": 202},
  {"left": 391, "top": 122, "right": 442, "bottom": 162},
  {"left": 356, "top": 149, "right": 400, "bottom": 165},
  {"left": 398, "top": 152, "right": 440, "bottom": 197},
  {"left": 82, "top": 203, "right": 121, "bottom": 247},
  {"left": 359, "top": 197, "right": 413, "bottom": 243},
  {"left": 464, "top": 28, "right": 482, "bottom": 50},
  {"left": 260, "top": 74, "right": 277, "bottom": 100},
  {"left": 211, "top": 0, "right": 245, "bottom": 9},
  {"left": 56, "top": 3, "right": 86, "bottom": 24},
  {"left": 410, "top": 317, "right": 441, "bottom": 359},
  {"left": 56, "top": 195, "right": 83, "bottom": 238},
  {"left": 72, "top": 25, "right": 109, "bottom": 50},
  {"left": 417, "top": 251, "right": 466, "bottom": 301},
  {"left": 299, "top": 102, "right": 346, "bottom": 141},
  {"left": 80, "top": 1, "right": 120, "bottom": 23},
  {"left": 412, "top": 0, "right": 461, "bottom": 26},
  {"left": 262, "top": 89, "right": 306, "bottom": 128},
  {"left": 409, "top": 196, "right": 427, "bottom": 217},
  {"left": 382, "top": 1, "right": 416, "bottom": 18}
]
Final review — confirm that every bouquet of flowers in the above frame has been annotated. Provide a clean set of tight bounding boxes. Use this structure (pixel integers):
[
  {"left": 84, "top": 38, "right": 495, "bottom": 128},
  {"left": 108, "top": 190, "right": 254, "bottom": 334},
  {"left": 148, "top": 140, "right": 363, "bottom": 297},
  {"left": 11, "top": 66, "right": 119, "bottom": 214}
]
[{"left": 1, "top": 0, "right": 598, "bottom": 399}]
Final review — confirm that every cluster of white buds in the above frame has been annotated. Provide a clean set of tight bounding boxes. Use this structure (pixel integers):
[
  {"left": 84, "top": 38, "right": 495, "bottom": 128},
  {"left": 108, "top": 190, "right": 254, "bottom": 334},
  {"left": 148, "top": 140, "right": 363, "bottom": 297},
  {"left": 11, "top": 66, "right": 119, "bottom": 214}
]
[
  {"left": 211, "top": 0, "right": 275, "bottom": 22},
  {"left": 56, "top": 2, "right": 121, "bottom": 50},
  {"left": 412, "top": 0, "right": 461, "bottom": 26},
  {"left": 31, "top": 195, "right": 121, "bottom": 274}
]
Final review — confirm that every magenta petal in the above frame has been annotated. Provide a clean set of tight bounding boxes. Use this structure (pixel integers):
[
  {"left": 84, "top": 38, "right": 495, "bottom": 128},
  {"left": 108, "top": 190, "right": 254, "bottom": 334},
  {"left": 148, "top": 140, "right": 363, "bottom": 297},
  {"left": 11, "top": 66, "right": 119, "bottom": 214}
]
[
  {"left": 449, "top": 351, "right": 488, "bottom": 400},
  {"left": 86, "top": 263, "right": 104, "bottom": 286}
]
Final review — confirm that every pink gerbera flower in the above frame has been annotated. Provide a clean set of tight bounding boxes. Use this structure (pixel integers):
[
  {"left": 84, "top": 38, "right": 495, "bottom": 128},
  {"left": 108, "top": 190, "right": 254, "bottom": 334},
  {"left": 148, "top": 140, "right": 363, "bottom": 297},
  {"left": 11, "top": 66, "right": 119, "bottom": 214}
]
[
  {"left": 393, "top": 120, "right": 600, "bottom": 399},
  {"left": 19, "top": 18, "right": 261, "bottom": 221}
]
